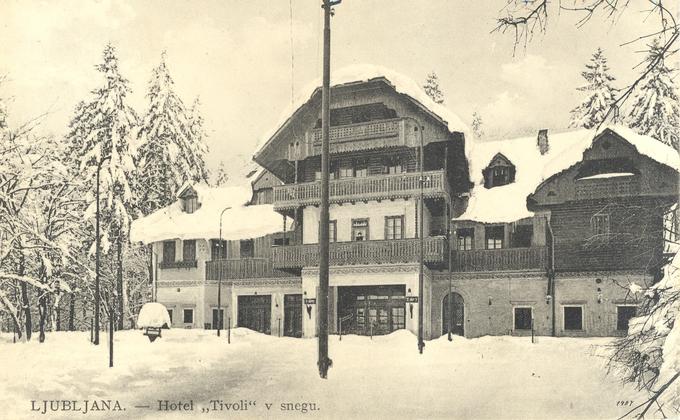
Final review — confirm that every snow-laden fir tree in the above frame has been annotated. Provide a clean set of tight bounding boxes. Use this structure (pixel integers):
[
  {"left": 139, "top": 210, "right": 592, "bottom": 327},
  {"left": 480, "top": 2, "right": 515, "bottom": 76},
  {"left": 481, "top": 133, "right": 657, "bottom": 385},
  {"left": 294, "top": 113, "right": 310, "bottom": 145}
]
[
  {"left": 423, "top": 71, "right": 445, "bottom": 105},
  {"left": 569, "top": 47, "right": 617, "bottom": 129},
  {"left": 137, "top": 52, "right": 209, "bottom": 215},
  {"left": 214, "top": 160, "right": 229, "bottom": 186},
  {"left": 471, "top": 112, "right": 484, "bottom": 140},
  {"left": 626, "top": 38, "right": 680, "bottom": 149},
  {"left": 66, "top": 43, "right": 139, "bottom": 246}
]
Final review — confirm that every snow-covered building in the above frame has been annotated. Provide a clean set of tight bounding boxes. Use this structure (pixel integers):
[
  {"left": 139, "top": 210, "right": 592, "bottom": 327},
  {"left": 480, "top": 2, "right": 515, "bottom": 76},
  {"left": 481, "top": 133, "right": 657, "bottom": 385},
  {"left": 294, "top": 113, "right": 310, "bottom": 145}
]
[
  {"left": 130, "top": 65, "right": 679, "bottom": 340},
  {"left": 451, "top": 125, "right": 679, "bottom": 337}
]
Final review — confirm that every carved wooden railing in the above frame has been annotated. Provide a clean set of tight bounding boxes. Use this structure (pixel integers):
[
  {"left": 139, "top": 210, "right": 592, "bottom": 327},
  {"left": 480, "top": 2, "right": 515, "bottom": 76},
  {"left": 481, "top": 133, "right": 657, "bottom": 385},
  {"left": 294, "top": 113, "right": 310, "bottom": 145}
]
[
  {"left": 273, "top": 170, "right": 449, "bottom": 210},
  {"left": 205, "top": 258, "right": 296, "bottom": 280},
  {"left": 159, "top": 260, "right": 197, "bottom": 269},
  {"left": 450, "top": 247, "right": 548, "bottom": 272},
  {"left": 271, "top": 236, "right": 447, "bottom": 269},
  {"left": 309, "top": 118, "right": 403, "bottom": 144}
]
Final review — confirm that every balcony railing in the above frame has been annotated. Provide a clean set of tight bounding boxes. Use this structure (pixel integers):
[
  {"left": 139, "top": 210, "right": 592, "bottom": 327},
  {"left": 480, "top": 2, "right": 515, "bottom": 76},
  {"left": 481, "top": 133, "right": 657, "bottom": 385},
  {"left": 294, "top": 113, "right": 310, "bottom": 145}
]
[
  {"left": 272, "top": 236, "right": 447, "bottom": 269},
  {"left": 159, "top": 260, "right": 197, "bottom": 269},
  {"left": 450, "top": 247, "right": 548, "bottom": 272},
  {"left": 205, "top": 258, "right": 297, "bottom": 280},
  {"left": 273, "top": 170, "right": 449, "bottom": 210}
]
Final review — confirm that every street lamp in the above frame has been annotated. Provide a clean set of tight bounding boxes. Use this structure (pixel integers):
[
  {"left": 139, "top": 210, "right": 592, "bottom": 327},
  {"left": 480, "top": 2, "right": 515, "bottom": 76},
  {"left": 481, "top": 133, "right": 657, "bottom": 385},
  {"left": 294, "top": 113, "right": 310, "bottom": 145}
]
[
  {"left": 217, "top": 206, "right": 231, "bottom": 337},
  {"left": 94, "top": 154, "right": 111, "bottom": 346}
]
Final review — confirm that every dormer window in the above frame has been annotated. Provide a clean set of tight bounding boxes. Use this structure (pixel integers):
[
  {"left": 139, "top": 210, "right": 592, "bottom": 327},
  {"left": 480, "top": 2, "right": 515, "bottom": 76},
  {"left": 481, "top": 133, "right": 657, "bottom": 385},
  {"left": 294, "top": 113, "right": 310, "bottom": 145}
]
[
  {"left": 178, "top": 185, "right": 200, "bottom": 214},
  {"left": 483, "top": 153, "right": 516, "bottom": 189}
]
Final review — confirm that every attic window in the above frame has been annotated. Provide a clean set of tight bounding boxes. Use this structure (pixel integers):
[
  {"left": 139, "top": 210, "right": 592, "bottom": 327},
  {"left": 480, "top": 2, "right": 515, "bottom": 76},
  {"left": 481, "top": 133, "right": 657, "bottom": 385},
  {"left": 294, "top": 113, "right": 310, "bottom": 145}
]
[
  {"left": 183, "top": 195, "right": 199, "bottom": 213},
  {"left": 483, "top": 153, "right": 516, "bottom": 188}
]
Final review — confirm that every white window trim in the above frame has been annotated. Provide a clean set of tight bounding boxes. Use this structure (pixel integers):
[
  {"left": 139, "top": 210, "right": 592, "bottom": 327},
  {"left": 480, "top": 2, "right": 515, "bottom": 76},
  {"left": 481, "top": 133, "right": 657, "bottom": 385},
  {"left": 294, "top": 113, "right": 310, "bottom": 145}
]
[
  {"left": 615, "top": 304, "right": 638, "bottom": 331},
  {"left": 561, "top": 304, "right": 585, "bottom": 331},
  {"left": 512, "top": 305, "right": 534, "bottom": 331}
]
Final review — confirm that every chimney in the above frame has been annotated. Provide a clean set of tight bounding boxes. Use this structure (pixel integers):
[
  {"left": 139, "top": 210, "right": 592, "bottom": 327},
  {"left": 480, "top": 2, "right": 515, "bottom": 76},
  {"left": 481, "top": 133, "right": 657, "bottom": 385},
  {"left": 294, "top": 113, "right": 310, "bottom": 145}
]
[{"left": 537, "top": 129, "right": 549, "bottom": 155}]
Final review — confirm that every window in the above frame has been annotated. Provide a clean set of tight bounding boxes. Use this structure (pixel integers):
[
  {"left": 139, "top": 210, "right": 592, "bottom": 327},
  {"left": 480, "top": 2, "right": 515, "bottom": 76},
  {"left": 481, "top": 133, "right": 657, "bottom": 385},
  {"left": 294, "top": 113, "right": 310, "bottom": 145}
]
[
  {"left": 385, "top": 216, "right": 404, "bottom": 240},
  {"left": 591, "top": 213, "right": 610, "bottom": 235},
  {"left": 457, "top": 228, "right": 474, "bottom": 251},
  {"left": 273, "top": 237, "right": 290, "bottom": 246},
  {"left": 485, "top": 226, "right": 504, "bottom": 249},
  {"left": 183, "top": 308, "right": 194, "bottom": 324},
  {"left": 355, "top": 159, "right": 368, "bottom": 178},
  {"left": 183, "top": 196, "right": 198, "bottom": 213},
  {"left": 329, "top": 220, "right": 337, "bottom": 243},
  {"left": 483, "top": 154, "right": 516, "bottom": 188},
  {"left": 167, "top": 309, "right": 173, "bottom": 324},
  {"left": 563, "top": 306, "right": 583, "bottom": 330},
  {"left": 617, "top": 306, "right": 637, "bottom": 331},
  {"left": 514, "top": 307, "right": 533, "bottom": 330},
  {"left": 384, "top": 156, "right": 403, "bottom": 174},
  {"left": 339, "top": 164, "right": 353, "bottom": 179},
  {"left": 492, "top": 167, "right": 510, "bottom": 186},
  {"left": 352, "top": 219, "right": 369, "bottom": 241},
  {"left": 182, "top": 240, "right": 196, "bottom": 261},
  {"left": 511, "top": 225, "right": 533, "bottom": 248},
  {"left": 240, "top": 239, "right": 254, "bottom": 258},
  {"left": 211, "top": 240, "right": 227, "bottom": 260},
  {"left": 162, "top": 241, "right": 176, "bottom": 263}
]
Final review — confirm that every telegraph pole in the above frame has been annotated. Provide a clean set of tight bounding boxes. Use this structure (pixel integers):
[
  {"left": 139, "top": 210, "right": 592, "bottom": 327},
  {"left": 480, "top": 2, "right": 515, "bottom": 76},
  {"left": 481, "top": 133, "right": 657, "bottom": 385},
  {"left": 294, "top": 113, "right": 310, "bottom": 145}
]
[
  {"left": 94, "top": 155, "right": 111, "bottom": 346},
  {"left": 318, "top": 0, "right": 339, "bottom": 379}
]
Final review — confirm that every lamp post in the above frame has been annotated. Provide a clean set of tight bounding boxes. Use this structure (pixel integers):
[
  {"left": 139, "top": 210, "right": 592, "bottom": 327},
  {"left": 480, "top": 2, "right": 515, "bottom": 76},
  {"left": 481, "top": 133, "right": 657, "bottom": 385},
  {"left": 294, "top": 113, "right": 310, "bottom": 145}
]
[
  {"left": 217, "top": 206, "right": 231, "bottom": 337},
  {"left": 94, "top": 154, "right": 111, "bottom": 346}
]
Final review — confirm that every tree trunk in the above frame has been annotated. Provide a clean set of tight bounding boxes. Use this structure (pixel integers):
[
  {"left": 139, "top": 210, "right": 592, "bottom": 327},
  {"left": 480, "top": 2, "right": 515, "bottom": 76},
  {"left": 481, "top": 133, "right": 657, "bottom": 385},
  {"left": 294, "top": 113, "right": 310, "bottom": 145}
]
[
  {"left": 51, "top": 289, "right": 62, "bottom": 332},
  {"left": 68, "top": 293, "right": 75, "bottom": 331},
  {"left": 117, "top": 237, "right": 124, "bottom": 330},
  {"left": 38, "top": 293, "right": 47, "bottom": 343},
  {"left": 18, "top": 252, "right": 32, "bottom": 341}
]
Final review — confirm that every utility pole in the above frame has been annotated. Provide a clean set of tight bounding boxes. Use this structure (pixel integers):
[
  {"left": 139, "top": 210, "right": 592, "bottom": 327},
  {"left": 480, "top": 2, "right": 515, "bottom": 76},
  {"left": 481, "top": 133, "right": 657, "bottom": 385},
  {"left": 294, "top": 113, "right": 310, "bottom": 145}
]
[
  {"left": 417, "top": 124, "right": 425, "bottom": 354},
  {"left": 94, "top": 155, "right": 111, "bottom": 346},
  {"left": 217, "top": 206, "right": 231, "bottom": 337},
  {"left": 318, "top": 0, "right": 339, "bottom": 379}
]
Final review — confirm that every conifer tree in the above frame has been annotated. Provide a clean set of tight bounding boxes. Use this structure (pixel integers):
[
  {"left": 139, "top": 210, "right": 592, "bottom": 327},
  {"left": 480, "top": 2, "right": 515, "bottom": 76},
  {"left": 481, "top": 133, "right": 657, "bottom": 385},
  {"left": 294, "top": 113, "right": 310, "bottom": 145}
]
[
  {"left": 569, "top": 48, "right": 617, "bottom": 129},
  {"left": 626, "top": 39, "right": 680, "bottom": 149},
  {"left": 423, "top": 71, "right": 445, "bottom": 105},
  {"left": 137, "top": 53, "right": 209, "bottom": 215},
  {"left": 471, "top": 112, "right": 484, "bottom": 140},
  {"left": 214, "top": 160, "right": 229, "bottom": 186}
]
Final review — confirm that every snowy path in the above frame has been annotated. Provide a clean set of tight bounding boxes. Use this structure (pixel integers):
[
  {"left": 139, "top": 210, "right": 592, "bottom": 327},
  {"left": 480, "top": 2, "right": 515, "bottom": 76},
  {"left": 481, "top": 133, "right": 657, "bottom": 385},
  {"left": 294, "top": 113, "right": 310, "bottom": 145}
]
[{"left": 0, "top": 329, "right": 646, "bottom": 419}]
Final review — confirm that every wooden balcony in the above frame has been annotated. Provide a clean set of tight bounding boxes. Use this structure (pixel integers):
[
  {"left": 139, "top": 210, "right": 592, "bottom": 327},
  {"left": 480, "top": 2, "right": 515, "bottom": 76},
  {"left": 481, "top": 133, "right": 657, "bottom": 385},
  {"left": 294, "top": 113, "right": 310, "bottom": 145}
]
[
  {"left": 450, "top": 247, "right": 548, "bottom": 272},
  {"left": 272, "top": 236, "right": 447, "bottom": 269},
  {"left": 205, "top": 258, "right": 297, "bottom": 280},
  {"left": 273, "top": 170, "right": 449, "bottom": 210},
  {"left": 159, "top": 260, "right": 197, "bottom": 269}
]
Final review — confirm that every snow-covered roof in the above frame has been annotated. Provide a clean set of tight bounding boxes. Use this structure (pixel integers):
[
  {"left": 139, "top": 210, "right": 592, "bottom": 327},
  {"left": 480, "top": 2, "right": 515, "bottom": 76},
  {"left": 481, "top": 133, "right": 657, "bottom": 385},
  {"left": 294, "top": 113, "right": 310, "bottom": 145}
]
[
  {"left": 129, "top": 183, "right": 286, "bottom": 244},
  {"left": 254, "top": 64, "right": 470, "bottom": 156},
  {"left": 456, "top": 125, "right": 680, "bottom": 224}
]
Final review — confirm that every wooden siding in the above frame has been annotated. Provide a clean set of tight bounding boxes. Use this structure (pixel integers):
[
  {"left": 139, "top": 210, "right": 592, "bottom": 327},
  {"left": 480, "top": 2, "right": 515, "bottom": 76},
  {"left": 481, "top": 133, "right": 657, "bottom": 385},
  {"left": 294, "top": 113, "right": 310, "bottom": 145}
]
[
  {"left": 205, "top": 258, "right": 297, "bottom": 280},
  {"left": 551, "top": 197, "right": 666, "bottom": 272},
  {"left": 450, "top": 247, "right": 548, "bottom": 272}
]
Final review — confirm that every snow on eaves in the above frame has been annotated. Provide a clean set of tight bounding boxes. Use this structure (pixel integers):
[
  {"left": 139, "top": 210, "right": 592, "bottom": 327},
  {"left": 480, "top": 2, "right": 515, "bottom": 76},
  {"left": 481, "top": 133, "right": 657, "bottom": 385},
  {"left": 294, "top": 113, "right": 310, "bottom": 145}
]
[
  {"left": 254, "top": 64, "right": 470, "bottom": 156},
  {"left": 456, "top": 125, "right": 679, "bottom": 224},
  {"left": 129, "top": 183, "right": 286, "bottom": 244}
]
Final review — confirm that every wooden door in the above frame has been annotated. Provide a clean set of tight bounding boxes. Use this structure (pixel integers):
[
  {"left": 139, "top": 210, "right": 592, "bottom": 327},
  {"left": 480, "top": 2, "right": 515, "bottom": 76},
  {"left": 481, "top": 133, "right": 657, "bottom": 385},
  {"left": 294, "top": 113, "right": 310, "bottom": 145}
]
[
  {"left": 442, "top": 293, "right": 465, "bottom": 336},
  {"left": 237, "top": 295, "right": 271, "bottom": 334}
]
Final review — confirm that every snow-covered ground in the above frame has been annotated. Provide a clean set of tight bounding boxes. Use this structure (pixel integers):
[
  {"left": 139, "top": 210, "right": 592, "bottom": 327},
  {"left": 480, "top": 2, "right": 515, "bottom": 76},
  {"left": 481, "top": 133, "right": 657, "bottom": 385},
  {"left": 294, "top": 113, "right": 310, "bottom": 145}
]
[{"left": 0, "top": 329, "right": 646, "bottom": 419}]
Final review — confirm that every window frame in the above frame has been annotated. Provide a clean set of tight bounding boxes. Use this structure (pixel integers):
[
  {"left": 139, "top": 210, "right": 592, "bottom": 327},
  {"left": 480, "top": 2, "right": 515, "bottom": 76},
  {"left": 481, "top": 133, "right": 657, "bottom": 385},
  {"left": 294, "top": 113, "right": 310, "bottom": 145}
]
[
  {"left": 328, "top": 220, "right": 337, "bottom": 243},
  {"left": 211, "top": 239, "right": 227, "bottom": 260},
  {"left": 513, "top": 306, "right": 533, "bottom": 331},
  {"left": 457, "top": 228, "right": 475, "bottom": 251},
  {"left": 351, "top": 218, "right": 370, "bottom": 242},
  {"left": 182, "top": 239, "right": 196, "bottom": 262},
  {"left": 616, "top": 305, "right": 637, "bottom": 331},
  {"left": 485, "top": 225, "right": 505, "bottom": 249},
  {"left": 511, "top": 224, "right": 534, "bottom": 248},
  {"left": 562, "top": 305, "right": 584, "bottom": 331},
  {"left": 384, "top": 215, "right": 405, "bottom": 240},
  {"left": 240, "top": 239, "right": 254, "bottom": 258},
  {"left": 162, "top": 240, "right": 176, "bottom": 263},
  {"left": 591, "top": 213, "right": 610, "bottom": 236},
  {"left": 183, "top": 308, "right": 194, "bottom": 324}
]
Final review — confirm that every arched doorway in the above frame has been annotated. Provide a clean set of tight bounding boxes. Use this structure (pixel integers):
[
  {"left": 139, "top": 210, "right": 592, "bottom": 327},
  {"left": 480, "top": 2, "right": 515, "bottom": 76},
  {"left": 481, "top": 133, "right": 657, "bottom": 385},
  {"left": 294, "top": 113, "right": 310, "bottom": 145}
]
[{"left": 442, "top": 292, "right": 464, "bottom": 336}]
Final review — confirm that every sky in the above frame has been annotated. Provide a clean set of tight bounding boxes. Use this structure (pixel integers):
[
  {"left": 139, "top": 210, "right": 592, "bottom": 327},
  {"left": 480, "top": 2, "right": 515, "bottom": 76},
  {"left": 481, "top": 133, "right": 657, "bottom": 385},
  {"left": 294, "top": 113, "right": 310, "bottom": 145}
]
[{"left": 0, "top": 0, "right": 666, "bottom": 180}]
